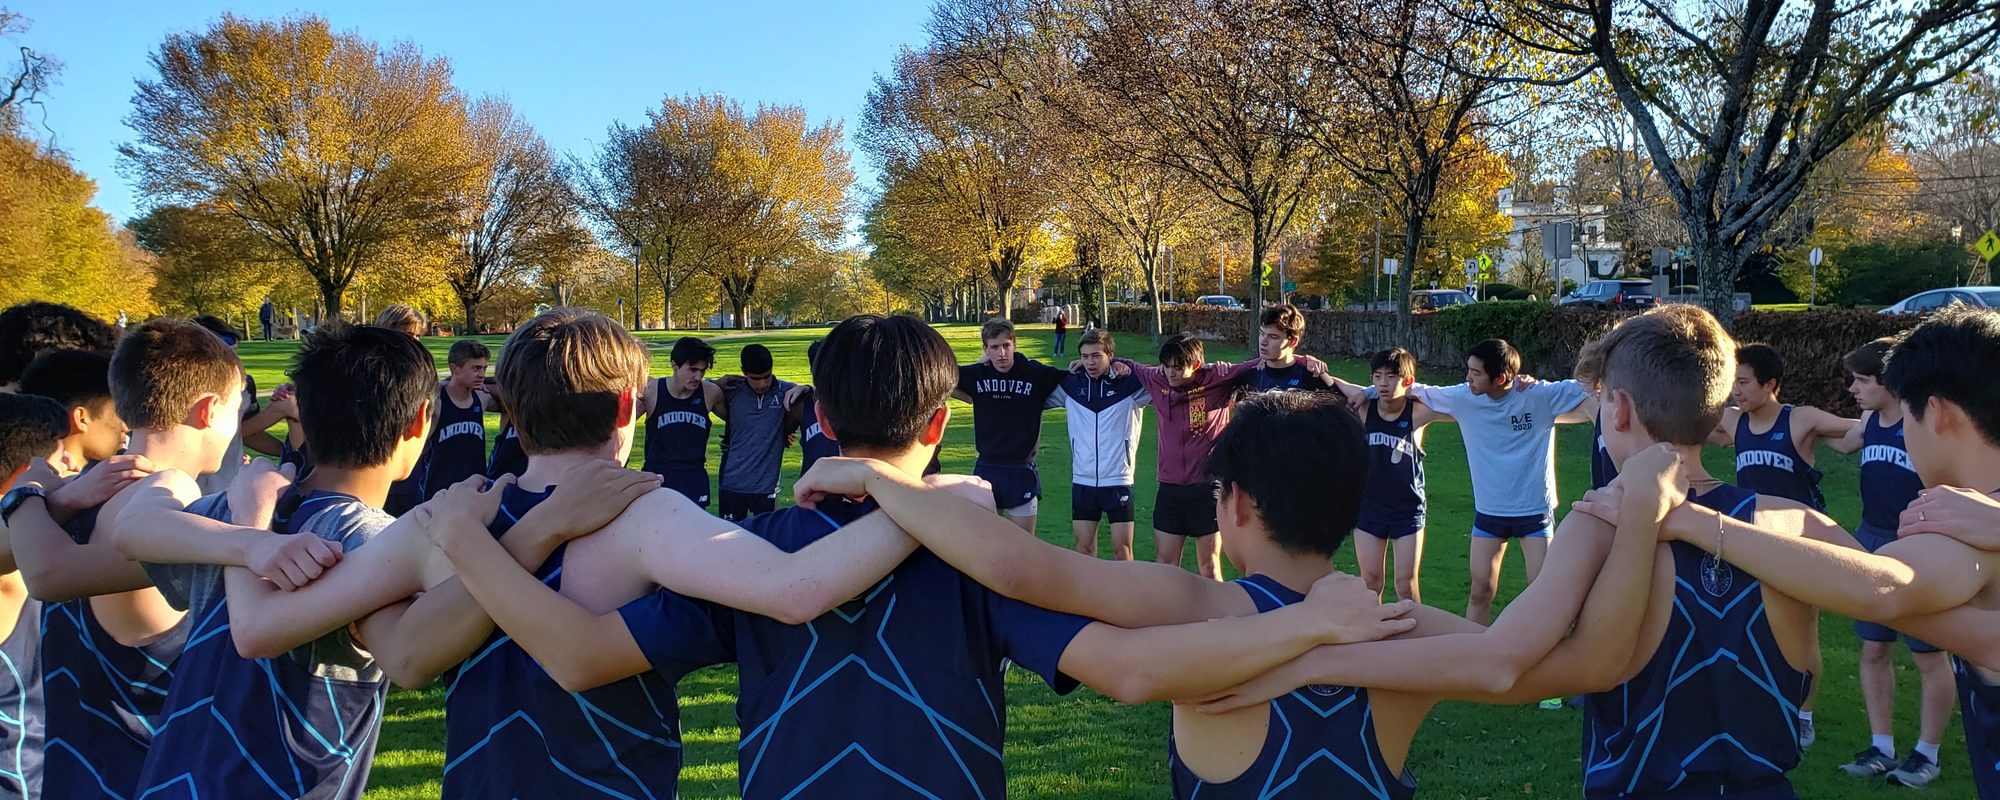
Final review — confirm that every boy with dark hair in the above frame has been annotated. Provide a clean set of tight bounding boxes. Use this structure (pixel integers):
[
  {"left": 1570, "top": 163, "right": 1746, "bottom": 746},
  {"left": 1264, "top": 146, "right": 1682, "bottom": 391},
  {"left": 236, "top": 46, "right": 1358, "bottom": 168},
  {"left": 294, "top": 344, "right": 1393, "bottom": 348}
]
[
  {"left": 1120, "top": 333, "right": 1322, "bottom": 579},
  {"left": 212, "top": 308, "right": 931, "bottom": 798},
  {"left": 1704, "top": 343, "right": 1856, "bottom": 511},
  {"left": 1217, "top": 305, "right": 1826, "bottom": 798},
  {"left": 0, "top": 302, "right": 119, "bottom": 392},
  {"left": 796, "top": 337, "right": 940, "bottom": 479},
  {"left": 1356, "top": 347, "right": 1448, "bottom": 602},
  {"left": 425, "top": 314, "right": 1418, "bottom": 800},
  {"left": 1329, "top": 337, "right": 1591, "bottom": 623},
  {"left": 0, "top": 392, "right": 69, "bottom": 799},
  {"left": 1796, "top": 336, "right": 1956, "bottom": 783},
  {"left": 796, "top": 338, "right": 841, "bottom": 476},
  {"left": 3, "top": 319, "right": 318, "bottom": 800},
  {"left": 640, "top": 335, "right": 726, "bottom": 507},
  {"left": 418, "top": 339, "right": 495, "bottom": 501},
  {"left": 1058, "top": 328, "right": 1149, "bottom": 559},
  {"left": 0, "top": 392, "right": 67, "bottom": 481},
  {"left": 801, "top": 384, "right": 1669, "bottom": 799},
  {"left": 716, "top": 343, "right": 796, "bottom": 520},
  {"left": 953, "top": 317, "right": 1070, "bottom": 532},
  {"left": 19, "top": 349, "right": 126, "bottom": 470}
]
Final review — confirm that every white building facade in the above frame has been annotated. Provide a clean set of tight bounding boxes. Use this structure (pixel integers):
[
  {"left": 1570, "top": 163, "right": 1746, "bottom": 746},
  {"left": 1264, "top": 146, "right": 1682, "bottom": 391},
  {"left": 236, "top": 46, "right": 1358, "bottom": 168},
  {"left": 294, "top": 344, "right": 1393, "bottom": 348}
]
[{"left": 1495, "top": 186, "right": 1625, "bottom": 290}]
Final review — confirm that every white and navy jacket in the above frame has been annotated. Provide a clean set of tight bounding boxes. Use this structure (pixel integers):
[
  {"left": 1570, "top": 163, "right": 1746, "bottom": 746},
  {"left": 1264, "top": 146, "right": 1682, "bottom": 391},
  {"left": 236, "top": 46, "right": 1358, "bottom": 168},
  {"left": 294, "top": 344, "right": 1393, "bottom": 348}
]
[{"left": 1050, "top": 371, "right": 1150, "bottom": 487}]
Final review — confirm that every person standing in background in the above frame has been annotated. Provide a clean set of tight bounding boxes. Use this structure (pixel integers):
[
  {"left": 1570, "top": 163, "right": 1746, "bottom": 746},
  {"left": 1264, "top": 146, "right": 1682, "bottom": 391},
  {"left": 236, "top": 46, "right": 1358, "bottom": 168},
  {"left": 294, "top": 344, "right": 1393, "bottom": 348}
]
[
  {"left": 259, "top": 297, "right": 275, "bottom": 341},
  {"left": 1054, "top": 312, "right": 1068, "bottom": 357},
  {"left": 715, "top": 344, "right": 797, "bottom": 521}
]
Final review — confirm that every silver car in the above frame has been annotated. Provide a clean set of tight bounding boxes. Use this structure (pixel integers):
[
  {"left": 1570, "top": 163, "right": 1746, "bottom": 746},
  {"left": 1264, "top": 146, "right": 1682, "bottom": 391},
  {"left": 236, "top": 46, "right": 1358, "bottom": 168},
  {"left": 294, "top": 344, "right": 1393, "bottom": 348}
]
[{"left": 1879, "top": 287, "right": 2000, "bottom": 314}]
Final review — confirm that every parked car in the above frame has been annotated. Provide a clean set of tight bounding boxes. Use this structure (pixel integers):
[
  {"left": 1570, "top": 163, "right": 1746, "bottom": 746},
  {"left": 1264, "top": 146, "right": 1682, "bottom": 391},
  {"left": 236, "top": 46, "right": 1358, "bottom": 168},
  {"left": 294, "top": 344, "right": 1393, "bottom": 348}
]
[
  {"left": 1410, "top": 289, "right": 1475, "bottom": 314},
  {"left": 1560, "top": 279, "right": 1658, "bottom": 310},
  {"left": 1194, "top": 295, "right": 1244, "bottom": 308},
  {"left": 1879, "top": 286, "right": 2000, "bottom": 314}
]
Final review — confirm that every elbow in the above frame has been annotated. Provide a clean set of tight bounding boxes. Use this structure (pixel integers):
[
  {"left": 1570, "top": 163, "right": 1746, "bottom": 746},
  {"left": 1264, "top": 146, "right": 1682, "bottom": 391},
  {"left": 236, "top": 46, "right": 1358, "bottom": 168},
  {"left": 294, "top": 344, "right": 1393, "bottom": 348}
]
[
  {"left": 770, "top": 585, "right": 843, "bottom": 625},
  {"left": 231, "top": 622, "right": 293, "bottom": 661},
  {"left": 1965, "top": 634, "right": 2000, "bottom": 674},
  {"left": 771, "top": 599, "right": 823, "bottom": 627},
  {"left": 546, "top": 657, "right": 620, "bottom": 694},
  {"left": 371, "top": 645, "right": 444, "bottom": 689},
  {"left": 1473, "top": 645, "right": 1541, "bottom": 696},
  {"left": 1088, "top": 661, "right": 1166, "bottom": 705},
  {"left": 380, "top": 658, "right": 442, "bottom": 690},
  {"left": 1473, "top": 663, "right": 1525, "bottom": 696}
]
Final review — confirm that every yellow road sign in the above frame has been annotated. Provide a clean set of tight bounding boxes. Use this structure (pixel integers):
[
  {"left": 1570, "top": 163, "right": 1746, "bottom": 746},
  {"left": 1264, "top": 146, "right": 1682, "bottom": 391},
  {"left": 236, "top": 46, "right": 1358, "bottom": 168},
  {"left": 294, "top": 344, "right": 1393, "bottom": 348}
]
[
  {"left": 1977, "top": 230, "right": 2000, "bottom": 262},
  {"left": 1476, "top": 253, "right": 1493, "bottom": 271}
]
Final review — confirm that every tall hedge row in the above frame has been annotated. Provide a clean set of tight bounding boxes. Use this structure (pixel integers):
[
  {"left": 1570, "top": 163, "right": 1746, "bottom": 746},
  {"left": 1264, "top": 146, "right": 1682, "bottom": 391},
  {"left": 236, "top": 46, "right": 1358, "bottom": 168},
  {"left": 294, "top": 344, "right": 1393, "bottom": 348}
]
[{"left": 1103, "top": 303, "right": 1920, "bottom": 412}]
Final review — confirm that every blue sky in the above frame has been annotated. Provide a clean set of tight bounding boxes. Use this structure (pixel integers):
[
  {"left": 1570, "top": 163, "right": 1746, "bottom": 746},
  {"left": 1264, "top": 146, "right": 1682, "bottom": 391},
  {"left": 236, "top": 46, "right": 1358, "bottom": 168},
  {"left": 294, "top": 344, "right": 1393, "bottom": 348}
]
[{"left": 14, "top": 0, "right": 934, "bottom": 224}]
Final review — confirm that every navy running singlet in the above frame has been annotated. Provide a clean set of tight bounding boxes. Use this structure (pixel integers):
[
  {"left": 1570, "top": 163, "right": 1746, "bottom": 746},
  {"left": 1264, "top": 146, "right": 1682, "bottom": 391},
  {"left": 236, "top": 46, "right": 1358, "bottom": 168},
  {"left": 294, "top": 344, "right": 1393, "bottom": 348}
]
[
  {"left": 1169, "top": 574, "right": 1415, "bottom": 799},
  {"left": 1591, "top": 409, "right": 1618, "bottom": 490},
  {"left": 487, "top": 420, "right": 527, "bottom": 479},
  {"left": 651, "top": 497, "right": 1089, "bottom": 799},
  {"left": 423, "top": 387, "right": 487, "bottom": 499},
  {"left": 1859, "top": 413, "right": 1924, "bottom": 530},
  {"left": 0, "top": 594, "right": 41, "bottom": 799},
  {"left": 643, "top": 378, "right": 713, "bottom": 477},
  {"left": 795, "top": 389, "right": 840, "bottom": 477},
  {"left": 1956, "top": 656, "right": 2000, "bottom": 800},
  {"left": 133, "top": 490, "right": 390, "bottom": 800},
  {"left": 1249, "top": 362, "right": 1314, "bottom": 393},
  {"left": 1734, "top": 406, "right": 1825, "bottom": 510},
  {"left": 1363, "top": 399, "right": 1426, "bottom": 521},
  {"left": 41, "top": 504, "right": 193, "bottom": 800},
  {"left": 441, "top": 484, "right": 695, "bottom": 799},
  {"left": 1581, "top": 484, "right": 1810, "bottom": 799}
]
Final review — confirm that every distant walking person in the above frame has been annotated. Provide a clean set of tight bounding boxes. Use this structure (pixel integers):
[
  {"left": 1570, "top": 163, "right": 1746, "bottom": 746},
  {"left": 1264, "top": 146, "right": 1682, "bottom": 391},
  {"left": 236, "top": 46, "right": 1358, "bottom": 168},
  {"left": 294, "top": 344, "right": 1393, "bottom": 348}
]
[
  {"left": 259, "top": 297, "right": 275, "bottom": 340},
  {"left": 1054, "top": 313, "right": 1068, "bottom": 356}
]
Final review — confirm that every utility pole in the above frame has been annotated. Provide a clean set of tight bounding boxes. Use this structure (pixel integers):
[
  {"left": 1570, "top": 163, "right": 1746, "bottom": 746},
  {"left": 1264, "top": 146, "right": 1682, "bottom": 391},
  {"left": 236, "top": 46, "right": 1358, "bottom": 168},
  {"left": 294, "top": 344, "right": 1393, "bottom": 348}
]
[
  {"left": 631, "top": 247, "right": 643, "bottom": 331},
  {"left": 1371, "top": 212, "right": 1383, "bottom": 309}
]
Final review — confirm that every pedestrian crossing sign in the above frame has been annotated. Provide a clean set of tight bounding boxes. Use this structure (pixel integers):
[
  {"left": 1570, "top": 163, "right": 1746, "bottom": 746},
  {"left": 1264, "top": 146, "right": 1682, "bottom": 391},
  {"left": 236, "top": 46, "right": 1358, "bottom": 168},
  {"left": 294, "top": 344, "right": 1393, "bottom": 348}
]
[{"left": 1976, "top": 230, "right": 2000, "bottom": 262}]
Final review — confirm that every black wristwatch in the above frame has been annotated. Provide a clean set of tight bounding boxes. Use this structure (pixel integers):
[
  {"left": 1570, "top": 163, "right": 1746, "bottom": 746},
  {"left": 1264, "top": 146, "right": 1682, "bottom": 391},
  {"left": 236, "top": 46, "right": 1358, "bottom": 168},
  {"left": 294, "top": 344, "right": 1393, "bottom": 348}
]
[{"left": 0, "top": 484, "right": 47, "bottom": 527}]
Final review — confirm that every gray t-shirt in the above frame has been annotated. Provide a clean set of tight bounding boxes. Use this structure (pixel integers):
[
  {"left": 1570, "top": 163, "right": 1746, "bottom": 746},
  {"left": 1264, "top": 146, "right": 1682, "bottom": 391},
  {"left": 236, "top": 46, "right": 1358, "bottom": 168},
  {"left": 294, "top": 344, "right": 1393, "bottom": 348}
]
[
  {"left": 717, "top": 379, "right": 797, "bottom": 495},
  {"left": 1407, "top": 379, "right": 1591, "bottom": 517},
  {"left": 147, "top": 492, "right": 391, "bottom": 680}
]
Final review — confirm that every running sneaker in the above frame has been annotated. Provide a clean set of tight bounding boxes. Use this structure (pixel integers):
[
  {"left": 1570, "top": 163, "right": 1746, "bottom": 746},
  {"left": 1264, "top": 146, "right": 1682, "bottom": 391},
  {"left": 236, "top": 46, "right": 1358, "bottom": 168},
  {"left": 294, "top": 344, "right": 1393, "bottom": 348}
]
[
  {"left": 1537, "top": 697, "right": 1564, "bottom": 710},
  {"left": 1840, "top": 746, "right": 1898, "bottom": 777},
  {"left": 1886, "top": 751, "right": 1941, "bottom": 787},
  {"left": 1797, "top": 717, "right": 1816, "bottom": 749}
]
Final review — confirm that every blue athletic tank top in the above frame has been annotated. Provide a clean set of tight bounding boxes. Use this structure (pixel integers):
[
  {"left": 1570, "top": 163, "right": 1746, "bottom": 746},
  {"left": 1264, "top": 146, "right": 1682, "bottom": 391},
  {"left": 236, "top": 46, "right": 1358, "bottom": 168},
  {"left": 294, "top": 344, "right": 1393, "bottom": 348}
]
[
  {"left": 0, "top": 595, "right": 42, "bottom": 799},
  {"left": 1859, "top": 413, "right": 1924, "bottom": 530},
  {"left": 423, "top": 387, "right": 486, "bottom": 499},
  {"left": 134, "top": 490, "right": 388, "bottom": 800},
  {"left": 1956, "top": 656, "right": 2000, "bottom": 800},
  {"left": 1363, "top": 399, "right": 1425, "bottom": 519},
  {"left": 441, "top": 484, "right": 688, "bottom": 799},
  {"left": 486, "top": 420, "right": 527, "bottom": 479},
  {"left": 1169, "top": 574, "right": 1416, "bottom": 800},
  {"left": 40, "top": 504, "right": 190, "bottom": 800},
  {"left": 1591, "top": 409, "right": 1618, "bottom": 490},
  {"left": 1581, "top": 483, "right": 1810, "bottom": 799},
  {"left": 642, "top": 378, "right": 712, "bottom": 476},
  {"left": 1734, "top": 406, "right": 1825, "bottom": 510},
  {"left": 796, "top": 389, "right": 840, "bottom": 477}
]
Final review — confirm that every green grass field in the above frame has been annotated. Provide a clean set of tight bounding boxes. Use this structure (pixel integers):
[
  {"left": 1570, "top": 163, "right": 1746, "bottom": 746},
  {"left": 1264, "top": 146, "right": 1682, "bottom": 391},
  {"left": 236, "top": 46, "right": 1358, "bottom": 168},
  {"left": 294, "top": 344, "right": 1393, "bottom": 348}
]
[{"left": 230, "top": 322, "right": 1968, "bottom": 799}]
